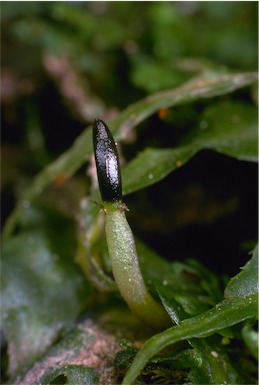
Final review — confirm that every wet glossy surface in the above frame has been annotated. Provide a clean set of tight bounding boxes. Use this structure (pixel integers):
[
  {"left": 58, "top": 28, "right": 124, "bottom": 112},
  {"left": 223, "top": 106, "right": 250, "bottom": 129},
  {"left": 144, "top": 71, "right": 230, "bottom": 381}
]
[{"left": 93, "top": 119, "right": 122, "bottom": 202}]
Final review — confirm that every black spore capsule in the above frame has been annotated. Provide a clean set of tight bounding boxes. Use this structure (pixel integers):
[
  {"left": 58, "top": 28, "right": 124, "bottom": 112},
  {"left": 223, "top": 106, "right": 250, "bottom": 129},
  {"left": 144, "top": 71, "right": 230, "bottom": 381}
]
[{"left": 93, "top": 119, "right": 122, "bottom": 202}]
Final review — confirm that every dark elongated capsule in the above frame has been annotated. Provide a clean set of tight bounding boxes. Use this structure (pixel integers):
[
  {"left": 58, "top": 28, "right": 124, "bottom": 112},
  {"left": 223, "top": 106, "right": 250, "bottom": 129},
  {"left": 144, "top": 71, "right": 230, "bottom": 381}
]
[{"left": 93, "top": 119, "right": 122, "bottom": 202}]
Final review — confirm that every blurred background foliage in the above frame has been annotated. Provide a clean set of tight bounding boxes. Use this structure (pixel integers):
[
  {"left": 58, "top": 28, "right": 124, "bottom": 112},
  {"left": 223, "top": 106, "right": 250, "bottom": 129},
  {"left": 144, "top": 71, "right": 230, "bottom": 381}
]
[{"left": 1, "top": 1, "right": 257, "bottom": 274}]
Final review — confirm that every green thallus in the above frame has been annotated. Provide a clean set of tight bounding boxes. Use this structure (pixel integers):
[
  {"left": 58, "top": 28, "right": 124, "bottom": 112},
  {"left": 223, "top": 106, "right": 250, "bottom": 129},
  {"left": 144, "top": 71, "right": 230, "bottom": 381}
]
[{"left": 93, "top": 119, "right": 171, "bottom": 329}]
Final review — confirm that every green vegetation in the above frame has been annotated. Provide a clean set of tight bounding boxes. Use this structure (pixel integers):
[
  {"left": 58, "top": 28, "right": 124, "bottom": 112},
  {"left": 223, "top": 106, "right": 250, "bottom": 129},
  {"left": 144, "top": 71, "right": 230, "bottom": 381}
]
[{"left": 1, "top": 2, "right": 258, "bottom": 384}]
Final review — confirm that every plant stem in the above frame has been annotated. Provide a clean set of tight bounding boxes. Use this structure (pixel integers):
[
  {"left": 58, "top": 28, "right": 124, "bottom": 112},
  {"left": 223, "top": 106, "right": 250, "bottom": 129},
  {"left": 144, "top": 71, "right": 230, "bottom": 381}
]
[{"left": 104, "top": 202, "right": 171, "bottom": 329}]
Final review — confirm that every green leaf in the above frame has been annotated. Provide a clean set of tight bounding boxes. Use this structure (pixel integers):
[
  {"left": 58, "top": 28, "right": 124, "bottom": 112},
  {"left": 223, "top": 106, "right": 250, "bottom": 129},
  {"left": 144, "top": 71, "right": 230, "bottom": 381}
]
[
  {"left": 3, "top": 72, "right": 257, "bottom": 240},
  {"left": 122, "top": 294, "right": 257, "bottom": 385},
  {"left": 122, "top": 246, "right": 258, "bottom": 385},
  {"left": 122, "top": 101, "right": 258, "bottom": 194},
  {"left": 1, "top": 205, "right": 91, "bottom": 378},
  {"left": 185, "top": 336, "right": 242, "bottom": 385},
  {"left": 126, "top": 242, "right": 244, "bottom": 383},
  {"left": 137, "top": 241, "right": 223, "bottom": 315},
  {"left": 224, "top": 244, "right": 258, "bottom": 299}
]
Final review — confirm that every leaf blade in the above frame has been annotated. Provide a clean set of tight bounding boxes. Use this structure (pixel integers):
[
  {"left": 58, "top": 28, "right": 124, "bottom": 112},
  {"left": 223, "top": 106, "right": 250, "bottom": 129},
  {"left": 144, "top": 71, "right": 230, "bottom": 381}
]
[
  {"left": 3, "top": 72, "right": 257, "bottom": 240},
  {"left": 122, "top": 294, "right": 258, "bottom": 385},
  {"left": 122, "top": 101, "right": 258, "bottom": 194}
]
